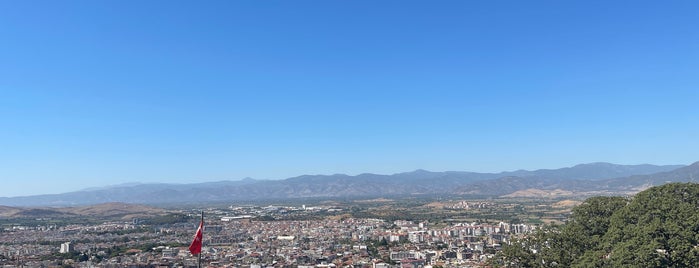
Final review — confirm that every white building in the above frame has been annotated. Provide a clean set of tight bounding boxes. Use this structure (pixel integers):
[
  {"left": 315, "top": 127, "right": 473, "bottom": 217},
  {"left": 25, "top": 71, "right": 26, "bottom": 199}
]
[{"left": 60, "top": 242, "right": 73, "bottom": 253}]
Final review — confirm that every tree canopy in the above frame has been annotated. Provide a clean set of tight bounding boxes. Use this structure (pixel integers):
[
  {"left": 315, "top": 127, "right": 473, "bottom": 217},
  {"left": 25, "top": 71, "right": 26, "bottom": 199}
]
[{"left": 494, "top": 183, "right": 699, "bottom": 267}]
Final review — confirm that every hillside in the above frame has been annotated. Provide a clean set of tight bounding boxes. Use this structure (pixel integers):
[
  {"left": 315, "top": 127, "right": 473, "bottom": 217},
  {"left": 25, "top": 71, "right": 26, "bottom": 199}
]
[
  {"left": 0, "top": 202, "right": 165, "bottom": 220},
  {"left": 58, "top": 202, "right": 166, "bottom": 220},
  {"left": 0, "top": 205, "right": 24, "bottom": 217}
]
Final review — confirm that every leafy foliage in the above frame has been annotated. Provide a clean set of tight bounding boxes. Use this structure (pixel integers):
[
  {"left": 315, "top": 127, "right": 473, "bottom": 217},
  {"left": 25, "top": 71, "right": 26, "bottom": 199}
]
[{"left": 494, "top": 183, "right": 699, "bottom": 267}]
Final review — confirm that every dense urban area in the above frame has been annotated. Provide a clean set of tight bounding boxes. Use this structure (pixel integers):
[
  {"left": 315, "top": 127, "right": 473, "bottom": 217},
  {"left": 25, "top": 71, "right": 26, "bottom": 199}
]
[
  {"left": 1, "top": 198, "right": 552, "bottom": 268},
  {"left": 3, "top": 182, "right": 699, "bottom": 268}
]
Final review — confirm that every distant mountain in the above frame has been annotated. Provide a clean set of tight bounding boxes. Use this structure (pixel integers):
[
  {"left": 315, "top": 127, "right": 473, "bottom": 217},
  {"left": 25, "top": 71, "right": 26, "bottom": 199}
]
[
  {"left": 0, "top": 163, "right": 689, "bottom": 206},
  {"left": 496, "top": 162, "right": 685, "bottom": 181},
  {"left": 454, "top": 162, "right": 698, "bottom": 196},
  {"left": 592, "top": 161, "right": 699, "bottom": 190},
  {"left": 0, "top": 180, "right": 262, "bottom": 207}
]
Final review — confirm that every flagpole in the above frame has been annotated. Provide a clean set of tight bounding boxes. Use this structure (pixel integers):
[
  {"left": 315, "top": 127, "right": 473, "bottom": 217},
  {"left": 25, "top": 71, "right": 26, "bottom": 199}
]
[{"left": 199, "top": 211, "right": 203, "bottom": 268}]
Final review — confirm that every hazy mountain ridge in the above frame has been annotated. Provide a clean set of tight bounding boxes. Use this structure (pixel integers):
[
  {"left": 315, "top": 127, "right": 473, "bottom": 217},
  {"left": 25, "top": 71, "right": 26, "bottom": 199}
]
[
  {"left": 593, "top": 161, "right": 699, "bottom": 190},
  {"left": 454, "top": 162, "right": 698, "bottom": 196},
  {"left": 0, "top": 162, "right": 690, "bottom": 206},
  {"left": 496, "top": 162, "right": 685, "bottom": 180}
]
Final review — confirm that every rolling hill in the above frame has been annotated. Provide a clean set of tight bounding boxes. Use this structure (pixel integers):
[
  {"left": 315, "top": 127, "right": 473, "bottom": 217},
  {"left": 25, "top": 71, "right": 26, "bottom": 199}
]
[{"left": 0, "top": 202, "right": 165, "bottom": 220}]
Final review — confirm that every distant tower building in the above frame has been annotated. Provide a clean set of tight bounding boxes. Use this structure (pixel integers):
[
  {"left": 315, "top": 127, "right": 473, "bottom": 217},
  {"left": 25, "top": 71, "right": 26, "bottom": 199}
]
[{"left": 60, "top": 242, "right": 73, "bottom": 253}]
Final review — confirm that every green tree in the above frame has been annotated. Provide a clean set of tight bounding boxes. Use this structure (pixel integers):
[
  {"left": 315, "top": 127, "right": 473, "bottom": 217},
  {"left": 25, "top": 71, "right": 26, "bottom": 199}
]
[
  {"left": 495, "top": 183, "right": 699, "bottom": 267},
  {"left": 602, "top": 183, "right": 699, "bottom": 267},
  {"left": 495, "top": 236, "right": 537, "bottom": 267}
]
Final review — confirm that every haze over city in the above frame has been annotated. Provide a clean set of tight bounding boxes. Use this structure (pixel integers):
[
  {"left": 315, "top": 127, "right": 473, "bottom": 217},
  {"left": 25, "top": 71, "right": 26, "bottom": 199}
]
[{"left": 1, "top": 1, "right": 698, "bottom": 197}]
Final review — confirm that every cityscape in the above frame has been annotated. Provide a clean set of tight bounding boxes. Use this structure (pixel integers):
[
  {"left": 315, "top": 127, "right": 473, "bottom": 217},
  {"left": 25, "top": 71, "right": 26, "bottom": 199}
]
[
  {"left": 2, "top": 180, "right": 699, "bottom": 267},
  {"left": 2, "top": 1, "right": 698, "bottom": 267},
  {"left": 1, "top": 200, "right": 539, "bottom": 268}
]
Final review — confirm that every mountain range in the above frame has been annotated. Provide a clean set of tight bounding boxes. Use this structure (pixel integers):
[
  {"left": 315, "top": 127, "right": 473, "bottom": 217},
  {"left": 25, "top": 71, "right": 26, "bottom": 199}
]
[{"left": 0, "top": 162, "right": 696, "bottom": 206}]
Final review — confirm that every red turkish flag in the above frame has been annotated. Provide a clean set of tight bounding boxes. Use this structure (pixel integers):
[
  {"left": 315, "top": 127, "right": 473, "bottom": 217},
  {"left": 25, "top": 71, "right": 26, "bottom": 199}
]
[{"left": 189, "top": 219, "right": 203, "bottom": 255}]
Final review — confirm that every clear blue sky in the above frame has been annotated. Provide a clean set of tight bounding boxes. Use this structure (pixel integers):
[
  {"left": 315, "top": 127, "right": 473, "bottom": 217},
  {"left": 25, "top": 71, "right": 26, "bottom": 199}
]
[{"left": 1, "top": 1, "right": 697, "bottom": 197}]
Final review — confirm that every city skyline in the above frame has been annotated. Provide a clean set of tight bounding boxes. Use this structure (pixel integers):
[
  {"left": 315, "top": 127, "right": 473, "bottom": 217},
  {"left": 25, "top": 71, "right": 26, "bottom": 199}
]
[{"left": 1, "top": 1, "right": 698, "bottom": 197}]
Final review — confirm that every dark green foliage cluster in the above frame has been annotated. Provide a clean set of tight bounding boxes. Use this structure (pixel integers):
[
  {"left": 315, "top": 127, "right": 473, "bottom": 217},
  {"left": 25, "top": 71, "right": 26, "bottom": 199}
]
[
  {"left": 494, "top": 183, "right": 699, "bottom": 267},
  {"left": 43, "top": 252, "right": 89, "bottom": 262},
  {"left": 145, "top": 213, "right": 190, "bottom": 225},
  {"left": 254, "top": 215, "right": 276, "bottom": 221}
]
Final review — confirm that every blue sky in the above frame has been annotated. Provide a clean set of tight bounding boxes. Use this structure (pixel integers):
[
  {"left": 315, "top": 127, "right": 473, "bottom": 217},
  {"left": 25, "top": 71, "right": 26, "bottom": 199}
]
[{"left": 1, "top": 1, "right": 698, "bottom": 197}]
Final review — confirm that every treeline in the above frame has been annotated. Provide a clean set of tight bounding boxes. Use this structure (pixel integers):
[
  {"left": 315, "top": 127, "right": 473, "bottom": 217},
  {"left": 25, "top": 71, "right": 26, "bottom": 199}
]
[{"left": 493, "top": 183, "right": 699, "bottom": 267}]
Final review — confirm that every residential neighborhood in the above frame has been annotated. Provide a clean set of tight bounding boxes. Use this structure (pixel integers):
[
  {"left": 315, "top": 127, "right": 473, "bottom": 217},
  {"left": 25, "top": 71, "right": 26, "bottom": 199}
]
[{"left": 0, "top": 205, "right": 534, "bottom": 268}]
